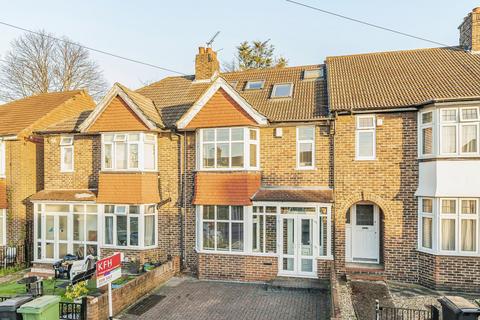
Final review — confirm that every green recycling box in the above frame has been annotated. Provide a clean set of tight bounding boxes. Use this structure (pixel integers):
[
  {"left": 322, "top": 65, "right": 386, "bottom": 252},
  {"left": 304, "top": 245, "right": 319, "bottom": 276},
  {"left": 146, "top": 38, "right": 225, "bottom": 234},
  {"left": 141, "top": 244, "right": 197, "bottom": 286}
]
[{"left": 17, "top": 295, "right": 60, "bottom": 320}]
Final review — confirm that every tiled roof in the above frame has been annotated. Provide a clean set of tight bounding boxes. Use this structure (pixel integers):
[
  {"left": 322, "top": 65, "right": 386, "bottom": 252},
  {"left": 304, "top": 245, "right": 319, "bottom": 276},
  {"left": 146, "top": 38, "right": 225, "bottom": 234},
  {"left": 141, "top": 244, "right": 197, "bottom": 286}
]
[
  {"left": 0, "top": 180, "right": 7, "bottom": 208},
  {"left": 193, "top": 172, "right": 261, "bottom": 206},
  {"left": 252, "top": 188, "right": 333, "bottom": 203},
  {"left": 42, "top": 110, "right": 93, "bottom": 133},
  {"left": 30, "top": 189, "right": 97, "bottom": 202},
  {"left": 326, "top": 47, "right": 480, "bottom": 111},
  {"left": 137, "top": 65, "right": 328, "bottom": 128},
  {"left": 97, "top": 173, "right": 160, "bottom": 204},
  {"left": 0, "top": 91, "right": 84, "bottom": 136}
]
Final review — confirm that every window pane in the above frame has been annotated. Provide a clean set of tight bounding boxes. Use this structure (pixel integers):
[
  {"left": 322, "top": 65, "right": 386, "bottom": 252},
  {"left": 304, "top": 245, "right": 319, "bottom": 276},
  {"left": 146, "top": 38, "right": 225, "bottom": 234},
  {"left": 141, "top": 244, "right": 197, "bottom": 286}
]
[
  {"left": 59, "top": 216, "right": 68, "bottom": 241},
  {"left": 422, "top": 127, "right": 433, "bottom": 154},
  {"left": 202, "top": 129, "right": 214, "bottom": 142},
  {"left": 249, "top": 143, "right": 257, "bottom": 167},
  {"left": 461, "top": 125, "right": 477, "bottom": 153},
  {"left": 62, "top": 147, "right": 73, "bottom": 170},
  {"left": 441, "top": 219, "right": 456, "bottom": 251},
  {"left": 356, "top": 205, "right": 374, "bottom": 226},
  {"left": 73, "top": 244, "right": 84, "bottom": 259},
  {"left": 298, "top": 127, "right": 314, "bottom": 140},
  {"left": 461, "top": 200, "right": 477, "bottom": 214},
  {"left": 104, "top": 144, "right": 113, "bottom": 168},
  {"left": 217, "top": 128, "right": 229, "bottom": 141},
  {"left": 249, "top": 129, "right": 257, "bottom": 141},
  {"left": 144, "top": 215, "right": 155, "bottom": 246},
  {"left": 272, "top": 84, "right": 292, "bottom": 97},
  {"left": 117, "top": 216, "right": 127, "bottom": 246},
  {"left": 252, "top": 215, "right": 264, "bottom": 252},
  {"left": 358, "top": 131, "right": 374, "bottom": 158},
  {"left": 441, "top": 200, "right": 456, "bottom": 214},
  {"left": 144, "top": 143, "right": 155, "bottom": 170},
  {"left": 115, "top": 142, "right": 127, "bottom": 169},
  {"left": 129, "top": 206, "right": 139, "bottom": 214},
  {"left": 461, "top": 219, "right": 476, "bottom": 252},
  {"left": 422, "top": 112, "right": 433, "bottom": 124},
  {"left": 461, "top": 108, "right": 478, "bottom": 120},
  {"left": 104, "top": 205, "right": 114, "bottom": 214},
  {"left": 299, "top": 143, "right": 313, "bottom": 167},
  {"left": 104, "top": 216, "right": 113, "bottom": 245},
  {"left": 231, "top": 206, "right": 243, "bottom": 220},
  {"left": 86, "top": 215, "right": 97, "bottom": 241},
  {"left": 231, "top": 128, "right": 244, "bottom": 140},
  {"left": 216, "top": 143, "right": 229, "bottom": 167},
  {"left": 216, "top": 222, "right": 229, "bottom": 251},
  {"left": 46, "top": 216, "right": 54, "bottom": 241},
  {"left": 129, "top": 144, "right": 139, "bottom": 168},
  {"left": 422, "top": 217, "right": 432, "bottom": 249},
  {"left": 86, "top": 244, "right": 98, "bottom": 257},
  {"left": 202, "top": 144, "right": 215, "bottom": 168},
  {"left": 357, "top": 117, "right": 374, "bottom": 128},
  {"left": 46, "top": 204, "right": 69, "bottom": 212},
  {"left": 217, "top": 206, "right": 229, "bottom": 220},
  {"left": 231, "top": 142, "right": 244, "bottom": 167},
  {"left": 441, "top": 109, "right": 457, "bottom": 122},
  {"left": 422, "top": 199, "right": 433, "bottom": 213},
  {"left": 130, "top": 216, "right": 139, "bottom": 246},
  {"left": 36, "top": 214, "right": 41, "bottom": 240},
  {"left": 73, "top": 214, "right": 84, "bottom": 241},
  {"left": 59, "top": 243, "right": 68, "bottom": 259},
  {"left": 129, "top": 133, "right": 140, "bottom": 142},
  {"left": 203, "top": 206, "right": 215, "bottom": 220},
  {"left": 231, "top": 223, "right": 244, "bottom": 251},
  {"left": 441, "top": 126, "right": 457, "bottom": 153},
  {"left": 202, "top": 222, "right": 214, "bottom": 250},
  {"left": 86, "top": 205, "right": 97, "bottom": 213}
]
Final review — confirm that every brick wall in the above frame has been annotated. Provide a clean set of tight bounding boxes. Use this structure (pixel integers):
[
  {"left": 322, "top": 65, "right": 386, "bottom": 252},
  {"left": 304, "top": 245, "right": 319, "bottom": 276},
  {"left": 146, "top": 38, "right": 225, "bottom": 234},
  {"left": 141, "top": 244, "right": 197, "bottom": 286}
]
[
  {"left": 87, "top": 256, "right": 180, "bottom": 320},
  {"left": 333, "top": 112, "right": 419, "bottom": 282}
]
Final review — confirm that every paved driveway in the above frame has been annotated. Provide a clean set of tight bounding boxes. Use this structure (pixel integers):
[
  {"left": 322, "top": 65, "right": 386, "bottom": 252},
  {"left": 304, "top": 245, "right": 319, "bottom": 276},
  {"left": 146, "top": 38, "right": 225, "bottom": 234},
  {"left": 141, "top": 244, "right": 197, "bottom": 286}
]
[{"left": 119, "top": 277, "right": 330, "bottom": 320}]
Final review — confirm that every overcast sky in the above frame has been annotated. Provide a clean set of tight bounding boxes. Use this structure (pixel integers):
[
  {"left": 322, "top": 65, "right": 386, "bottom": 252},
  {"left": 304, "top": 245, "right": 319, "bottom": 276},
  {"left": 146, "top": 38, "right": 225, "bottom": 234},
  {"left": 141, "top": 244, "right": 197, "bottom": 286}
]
[{"left": 0, "top": 0, "right": 478, "bottom": 90}]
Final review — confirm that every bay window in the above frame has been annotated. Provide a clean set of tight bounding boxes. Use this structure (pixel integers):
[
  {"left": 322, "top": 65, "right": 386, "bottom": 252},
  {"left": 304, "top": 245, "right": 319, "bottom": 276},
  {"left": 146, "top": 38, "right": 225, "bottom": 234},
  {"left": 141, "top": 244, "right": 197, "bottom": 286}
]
[
  {"left": 200, "top": 205, "right": 244, "bottom": 252},
  {"left": 198, "top": 127, "right": 259, "bottom": 170},
  {"left": 60, "top": 136, "right": 74, "bottom": 172},
  {"left": 355, "top": 115, "right": 376, "bottom": 160},
  {"left": 296, "top": 126, "right": 315, "bottom": 169},
  {"left": 103, "top": 204, "right": 157, "bottom": 249},
  {"left": 418, "top": 197, "right": 479, "bottom": 256},
  {"left": 102, "top": 133, "right": 157, "bottom": 171},
  {"left": 0, "top": 140, "right": 5, "bottom": 177}
]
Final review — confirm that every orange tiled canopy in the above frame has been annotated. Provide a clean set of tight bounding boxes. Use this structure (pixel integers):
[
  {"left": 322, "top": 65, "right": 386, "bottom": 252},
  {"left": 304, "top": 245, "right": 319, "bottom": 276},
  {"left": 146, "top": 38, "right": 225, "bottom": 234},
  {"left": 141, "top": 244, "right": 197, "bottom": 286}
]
[
  {"left": 97, "top": 173, "right": 160, "bottom": 204},
  {"left": 193, "top": 172, "right": 261, "bottom": 206}
]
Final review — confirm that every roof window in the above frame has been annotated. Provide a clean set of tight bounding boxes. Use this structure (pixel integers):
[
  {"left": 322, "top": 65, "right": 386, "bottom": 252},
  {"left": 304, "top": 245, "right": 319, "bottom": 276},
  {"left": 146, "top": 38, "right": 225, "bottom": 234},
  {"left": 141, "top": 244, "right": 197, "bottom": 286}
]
[
  {"left": 303, "top": 69, "right": 324, "bottom": 80},
  {"left": 245, "top": 80, "right": 265, "bottom": 90},
  {"left": 271, "top": 83, "right": 293, "bottom": 98}
]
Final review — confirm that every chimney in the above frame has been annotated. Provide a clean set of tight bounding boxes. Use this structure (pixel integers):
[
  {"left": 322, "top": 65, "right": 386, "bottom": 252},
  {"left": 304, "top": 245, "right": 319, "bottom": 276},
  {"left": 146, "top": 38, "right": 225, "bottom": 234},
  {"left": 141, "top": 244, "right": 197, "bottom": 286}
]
[
  {"left": 459, "top": 7, "right": 480, "bottom": 52},
  {"left": 195, "top": 47, "right": 220, "bottom": 81}
]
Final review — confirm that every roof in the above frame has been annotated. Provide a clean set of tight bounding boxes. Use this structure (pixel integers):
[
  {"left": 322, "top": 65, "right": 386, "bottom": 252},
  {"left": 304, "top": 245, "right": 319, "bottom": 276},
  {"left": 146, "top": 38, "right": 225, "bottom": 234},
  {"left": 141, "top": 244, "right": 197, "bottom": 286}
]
[
  {"left": 30, "top": 189, "right": 97, "bottom": 202},
  {"left": 193, "top": 172, "right": 261, "bottom": 206},
  {"left": 326, "top": 47, "right": 480, "bottom": 111},
  {"left": 137, "top": 65, "right": 328, "bottom": 128},
  {"left": 252, "top": 188, "right": 333, "bottom": 203},
  {"left": 42, "top": 110, "right": 93, "bottom": 133},
  {"left": 0, "top": 91, "right": 85, "bottom": 136},
  {"left": 0, "top": 180, "right": 7, "bottom": 208},
  {"left": 96, "top": 173, "right": 160, "bottom": 204}
]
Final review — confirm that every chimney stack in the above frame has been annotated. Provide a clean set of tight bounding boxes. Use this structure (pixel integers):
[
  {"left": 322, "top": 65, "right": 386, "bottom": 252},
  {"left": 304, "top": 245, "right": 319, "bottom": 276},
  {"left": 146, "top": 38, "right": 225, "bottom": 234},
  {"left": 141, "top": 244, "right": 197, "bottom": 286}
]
[
  {"left": 195, "top": 47, "right": 220, "bottom": 81},
  {"left": 459, "top": 7, "right": 480, "bottom": 53}
]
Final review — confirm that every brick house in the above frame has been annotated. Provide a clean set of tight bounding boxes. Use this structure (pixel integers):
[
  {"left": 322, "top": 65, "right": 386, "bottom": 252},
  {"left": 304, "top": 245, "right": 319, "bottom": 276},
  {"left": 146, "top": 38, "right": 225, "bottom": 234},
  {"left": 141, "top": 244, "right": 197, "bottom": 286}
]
[
  {"left": 27, "top": 7, "right": 480, "bottom": 291},
  {"left": 0, "top": 91, "right": 94, "bottom": 251}
]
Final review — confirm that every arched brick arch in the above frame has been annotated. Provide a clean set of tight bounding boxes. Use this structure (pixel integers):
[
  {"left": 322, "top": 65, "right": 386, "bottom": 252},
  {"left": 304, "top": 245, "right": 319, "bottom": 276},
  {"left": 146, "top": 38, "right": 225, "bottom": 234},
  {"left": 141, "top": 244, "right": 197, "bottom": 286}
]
[{"left": 337, "top": 191, "right": 391, "bottom": 218}]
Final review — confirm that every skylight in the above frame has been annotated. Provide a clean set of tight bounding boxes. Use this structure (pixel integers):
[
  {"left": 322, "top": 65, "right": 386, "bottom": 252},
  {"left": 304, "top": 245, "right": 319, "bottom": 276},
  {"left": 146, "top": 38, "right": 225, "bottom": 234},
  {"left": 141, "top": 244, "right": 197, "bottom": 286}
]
[
  {"left": 271, "top": 83, "right": 293, "bottom": 98},
  {"left": 303, "top": 69, "right": 324, "bottom": 80},
  {"left": 245, "top": 80, "right": 265, "bottom": 90}
]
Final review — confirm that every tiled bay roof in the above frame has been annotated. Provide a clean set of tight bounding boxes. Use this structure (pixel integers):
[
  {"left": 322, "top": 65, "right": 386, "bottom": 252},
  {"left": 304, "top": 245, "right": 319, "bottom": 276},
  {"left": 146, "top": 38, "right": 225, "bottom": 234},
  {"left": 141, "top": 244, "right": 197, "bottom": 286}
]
[
  {"left": 41, "top": 110, "right": 93, "bottom": 133},
  {"left": 137, "top": 65, "right": 328, "bottom": 128},
  {"left": 326, "top": 47, "right": 480, "bottom": 111}
]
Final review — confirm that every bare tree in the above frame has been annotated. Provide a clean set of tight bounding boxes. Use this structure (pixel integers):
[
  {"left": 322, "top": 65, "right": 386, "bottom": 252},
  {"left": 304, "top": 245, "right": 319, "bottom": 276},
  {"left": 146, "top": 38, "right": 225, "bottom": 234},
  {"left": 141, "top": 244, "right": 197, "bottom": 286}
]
[{"left": 0, "top": 30, "right": 108, "bottom": 102}]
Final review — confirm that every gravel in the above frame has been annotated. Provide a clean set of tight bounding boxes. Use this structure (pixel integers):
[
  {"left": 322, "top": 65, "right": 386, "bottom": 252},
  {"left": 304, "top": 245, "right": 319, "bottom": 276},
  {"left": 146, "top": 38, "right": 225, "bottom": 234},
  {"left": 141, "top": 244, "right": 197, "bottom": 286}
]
[{"left": 337, "top": 278, "right": 357, "bottom": 319}]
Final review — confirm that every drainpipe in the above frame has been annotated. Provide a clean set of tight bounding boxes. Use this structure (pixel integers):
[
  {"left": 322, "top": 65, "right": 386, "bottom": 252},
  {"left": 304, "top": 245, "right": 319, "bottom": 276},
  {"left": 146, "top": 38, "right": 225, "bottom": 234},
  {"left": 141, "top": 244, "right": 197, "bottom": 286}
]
[{"left": 172, "top": 130, "right": 187, "bottom": 270}]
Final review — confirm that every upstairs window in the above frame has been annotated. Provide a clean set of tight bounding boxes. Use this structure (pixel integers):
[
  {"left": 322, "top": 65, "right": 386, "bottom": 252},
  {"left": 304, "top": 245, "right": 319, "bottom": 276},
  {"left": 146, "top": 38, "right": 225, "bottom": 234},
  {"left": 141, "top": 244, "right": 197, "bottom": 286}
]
[
  {"left": 60, "top": 136, "right": 74, "bottom": 172},
  {"left": 296, "top": 126, "right": 315, "bottom": 169},
  {"left": 420, "top": 111, "right": 433, "bottom": 156},
  {"left": 303, "top": 69, "right": 324, "bottom": 80},
  {"left": 439, "top": 107, "right": 479, "bottom": 156},
  {"left": 355, "top": 115, "right": 376, "bottom": 160},
  {"left": 102, "top": 133, "right": 157, "bottom": 171},
  {"left": 198, "top": 127, "right": 259, "bottom": 170},
  {"left": 245, "top": 81, "right": 265, "bottom": 90},
  {"left": 271, "top": 83, "right": 293, "bottom": 98},
  {"left": 0, "top": 140, "right": 4, "bottom": 177}
]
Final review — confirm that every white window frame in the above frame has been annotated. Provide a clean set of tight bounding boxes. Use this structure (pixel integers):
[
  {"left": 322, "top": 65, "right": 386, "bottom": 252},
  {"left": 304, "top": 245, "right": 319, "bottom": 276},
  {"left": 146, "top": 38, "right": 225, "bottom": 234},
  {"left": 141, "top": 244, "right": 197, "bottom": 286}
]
[
  {"left": 271, "top": 83, "right": 293, "bottom": 98},
  {"left": 0, "top": 209, "right": 6, "bottom": 246},
  {"left": 251, "top": 205, "right": 277, "bottom": 254},
  {"left": 355, "top": 115, "right": 376, "bottom": 161},
  {"left": 197, "top": 127, "right": 260, "bottom": 171},
  {"left": 0, "top": 140, "right": 5, "bottom": 178},
  {"left": 102, "top": 204, "right": 157, "bottom": 250},
  {"left": 296, "top": 126, "right": 315, "bottom": 170},
  {"left": 418, "top": 198, "right": 435, "bottom": 252},
  {"left": 419, "top": 111, "right": 434, "bottom": 157},
  {"left": 303, "top": 69, "right": 324, "bottom": 80},
  {"left": 101, "top": 132, "right": 158, "bottom": 172},
  {"left": 60, "top": 136, "right": 74, "bottom": 173},
  {"left": 245, "top": 80, "right": 265, "bottom": 90}
]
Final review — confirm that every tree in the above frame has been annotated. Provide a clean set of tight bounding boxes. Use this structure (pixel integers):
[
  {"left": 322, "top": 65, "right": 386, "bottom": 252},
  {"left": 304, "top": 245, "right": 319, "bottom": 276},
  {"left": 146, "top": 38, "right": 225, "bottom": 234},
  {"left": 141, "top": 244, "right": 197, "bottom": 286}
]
[
  {"left": 0, "top": 30, "right": 108, "bottom": 102},
  {"left": 222, "top": 40, "right": 288, "bottom": 72}
]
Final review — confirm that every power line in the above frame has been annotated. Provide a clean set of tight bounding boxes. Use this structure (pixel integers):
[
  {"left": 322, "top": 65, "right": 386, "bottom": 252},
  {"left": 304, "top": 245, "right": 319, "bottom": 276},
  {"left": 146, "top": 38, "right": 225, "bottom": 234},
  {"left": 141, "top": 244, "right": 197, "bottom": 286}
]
[
  {"left": 0, "top": 20, "right": 187, "bottom": 75},
  {"left": 285, "top": 0, "right": 456, "bottom": 49}
]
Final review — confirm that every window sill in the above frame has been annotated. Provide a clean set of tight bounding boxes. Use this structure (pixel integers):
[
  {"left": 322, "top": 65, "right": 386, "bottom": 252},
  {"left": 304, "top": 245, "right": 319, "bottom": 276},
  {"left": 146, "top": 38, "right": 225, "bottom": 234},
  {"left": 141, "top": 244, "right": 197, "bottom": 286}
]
[
  {"left": 354, "top": 158, "right": 377, "bottom": 162},
  {"left": 196, "top": 250, "right": 278, "bottom": 257},
  {"left": 295, "top": 167, "right": 317, "bottom": 171},
  {"left": 195, "top": 168, "right": 261, "bottom": 172},
  {"left": 101, "top": 245, "right": 157, "bottom": 250},
  {"left": 417, "top": 248, "right": 479, "bottom": 257},
  {"left": 100, "top": 170, "right": 158, "bottom": 174},
  {"left": 60, "top": 170, "right": 74, "bottom": 173}
]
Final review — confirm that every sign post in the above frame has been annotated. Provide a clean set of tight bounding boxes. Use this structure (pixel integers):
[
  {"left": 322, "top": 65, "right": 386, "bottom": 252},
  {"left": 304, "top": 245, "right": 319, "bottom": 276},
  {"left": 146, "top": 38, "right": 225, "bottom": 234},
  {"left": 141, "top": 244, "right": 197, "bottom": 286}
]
[{"left": 96, "top": 253, "right": 122, "bottom": 320}]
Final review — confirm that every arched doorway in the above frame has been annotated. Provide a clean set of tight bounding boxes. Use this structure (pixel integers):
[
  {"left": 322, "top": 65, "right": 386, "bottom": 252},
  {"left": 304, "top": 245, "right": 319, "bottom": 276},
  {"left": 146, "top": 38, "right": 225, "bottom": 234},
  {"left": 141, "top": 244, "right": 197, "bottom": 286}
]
[{"left": 345, "top": 202, "right": 381, "bottom": 264}]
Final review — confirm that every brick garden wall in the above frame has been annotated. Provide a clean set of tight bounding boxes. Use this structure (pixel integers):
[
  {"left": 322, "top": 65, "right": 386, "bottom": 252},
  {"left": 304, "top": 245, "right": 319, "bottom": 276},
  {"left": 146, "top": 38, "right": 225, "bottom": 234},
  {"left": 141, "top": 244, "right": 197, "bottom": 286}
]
[{"left": 86, "top": 256, "right": 180, "bottom": 320}]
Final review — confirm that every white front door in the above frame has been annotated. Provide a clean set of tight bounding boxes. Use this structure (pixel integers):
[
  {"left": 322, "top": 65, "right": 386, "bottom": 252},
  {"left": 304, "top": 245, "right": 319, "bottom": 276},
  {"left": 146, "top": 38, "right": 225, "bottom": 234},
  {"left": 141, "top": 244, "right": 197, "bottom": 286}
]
[
  {"left": 350, "top": 204, "right": 380, "bottom": 263},
  {"left": 279, "top": 213, "right": 317, "bottom": 277}
]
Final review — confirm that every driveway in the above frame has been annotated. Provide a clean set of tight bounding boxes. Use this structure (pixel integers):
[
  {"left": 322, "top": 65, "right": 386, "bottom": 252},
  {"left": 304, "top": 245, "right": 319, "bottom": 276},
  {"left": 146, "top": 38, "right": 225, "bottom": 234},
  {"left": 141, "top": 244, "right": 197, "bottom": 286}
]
[{"left": 119, "top": 277, "right": 330, "bottom": 320}]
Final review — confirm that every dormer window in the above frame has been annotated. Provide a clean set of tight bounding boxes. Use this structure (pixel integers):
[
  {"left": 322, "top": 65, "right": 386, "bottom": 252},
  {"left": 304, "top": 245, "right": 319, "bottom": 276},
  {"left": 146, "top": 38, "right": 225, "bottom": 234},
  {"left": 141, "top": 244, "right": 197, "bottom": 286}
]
[
  {"left": 303, "top": 69, "right": 324, "bottom": 80},
  {"left": 102, "top": 132, "right": 157, "bottom": 171},
  {"left": 245, "top": 81, "right": 265, "bottom": 90},
  {"left": 60, "top": 136, "right": 74, "bottom": 172},
  {"left": 271, "top": 83, "right": 293, "bottom": 98}
]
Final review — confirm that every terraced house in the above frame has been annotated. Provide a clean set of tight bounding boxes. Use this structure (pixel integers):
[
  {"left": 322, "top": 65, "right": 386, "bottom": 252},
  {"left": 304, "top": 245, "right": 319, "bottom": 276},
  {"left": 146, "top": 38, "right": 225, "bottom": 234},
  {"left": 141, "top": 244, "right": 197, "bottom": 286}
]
[{"left": 24, "top": 7, "right": 480, "bottom": 292}]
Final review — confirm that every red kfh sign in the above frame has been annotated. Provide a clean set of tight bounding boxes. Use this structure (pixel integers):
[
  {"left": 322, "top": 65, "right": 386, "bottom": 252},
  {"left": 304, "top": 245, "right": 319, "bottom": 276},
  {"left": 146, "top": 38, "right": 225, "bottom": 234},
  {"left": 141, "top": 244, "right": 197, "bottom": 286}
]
[{"left": 96, "top": 252, "right": 122, "bottom": 288}]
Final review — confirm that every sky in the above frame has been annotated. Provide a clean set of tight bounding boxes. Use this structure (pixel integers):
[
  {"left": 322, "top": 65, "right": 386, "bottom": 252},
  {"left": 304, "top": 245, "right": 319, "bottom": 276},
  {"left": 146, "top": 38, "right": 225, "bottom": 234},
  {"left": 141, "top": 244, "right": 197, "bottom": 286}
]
[{"left": 0, "top": 0, "right": 478, "bottom": 90}]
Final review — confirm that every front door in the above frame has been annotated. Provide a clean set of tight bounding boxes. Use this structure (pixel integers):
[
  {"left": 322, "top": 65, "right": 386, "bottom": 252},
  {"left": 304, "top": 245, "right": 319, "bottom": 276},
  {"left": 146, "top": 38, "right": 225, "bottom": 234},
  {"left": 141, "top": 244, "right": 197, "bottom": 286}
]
[
  {"left": 351, "top": 204, "right": 380, "bottom": 263},
  {"left": 279, "top": 213, "right": 317, "bottom": 277}
]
